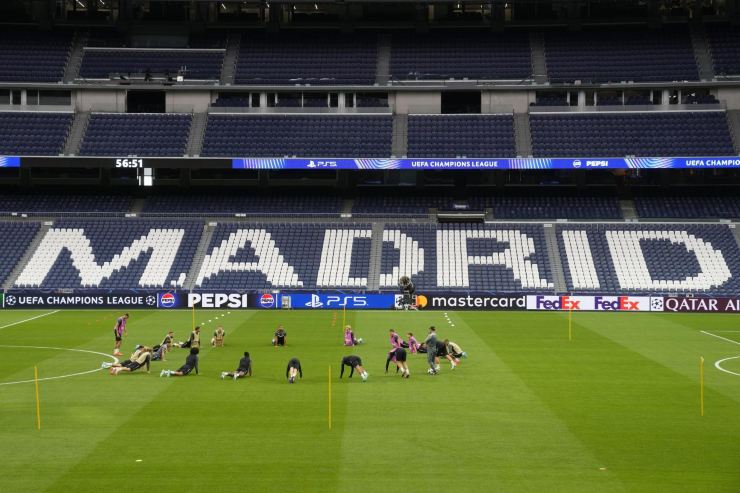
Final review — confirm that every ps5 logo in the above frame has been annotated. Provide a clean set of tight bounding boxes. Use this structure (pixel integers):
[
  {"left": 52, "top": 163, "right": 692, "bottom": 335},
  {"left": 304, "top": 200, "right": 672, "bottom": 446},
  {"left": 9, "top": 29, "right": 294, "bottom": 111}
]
[{"left": 304, "top": 294, "right": 323, "bottom": 308}]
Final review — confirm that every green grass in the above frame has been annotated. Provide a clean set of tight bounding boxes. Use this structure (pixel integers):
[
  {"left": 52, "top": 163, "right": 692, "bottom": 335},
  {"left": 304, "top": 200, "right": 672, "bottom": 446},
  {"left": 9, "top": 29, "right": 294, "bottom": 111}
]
[{"left": 1, "top": 308, "right": 739, "bottom": 492}]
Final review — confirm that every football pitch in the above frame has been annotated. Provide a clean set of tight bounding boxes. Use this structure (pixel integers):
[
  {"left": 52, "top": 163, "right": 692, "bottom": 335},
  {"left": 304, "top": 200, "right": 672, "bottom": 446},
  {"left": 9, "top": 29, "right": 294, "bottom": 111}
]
[{"left": 1, "top": 309, "right": 739, "bottom": 493}]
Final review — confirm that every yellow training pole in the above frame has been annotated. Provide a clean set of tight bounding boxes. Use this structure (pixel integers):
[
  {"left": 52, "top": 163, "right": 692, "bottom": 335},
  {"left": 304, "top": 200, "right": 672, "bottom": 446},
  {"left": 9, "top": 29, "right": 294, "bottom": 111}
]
[
  {"left": 192, "top": 304, "right": 195, "bottom": 331},
  {"left": 34, "top": 366, "right": 41, "bottom": 430},
  {"left": 328, "top": 365, "right": 332, "bottom": 430},
  {"left": 700, "top": 357, "right": 705, "bottom": 417}
]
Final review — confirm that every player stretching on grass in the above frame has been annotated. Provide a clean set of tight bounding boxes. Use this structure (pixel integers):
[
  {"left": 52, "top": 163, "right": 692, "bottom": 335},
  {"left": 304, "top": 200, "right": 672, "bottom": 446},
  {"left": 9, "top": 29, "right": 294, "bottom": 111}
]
[
  {"left": 424, "top": 326, "right": 438, "bottom": 375},
  {"left": 221, "top": 352, "right": 252, "bottom": 380},
  {"left": 286, "top": 357, "right": 302, "bottom": 383},
  {"left": 273, "top": 325, "right": 287, "bottom": 346},
  {"left": 340, "top": 355, "right": 368, "bottom": 381},
  {"left": 407, "top": 332, "right": 420, "bottom": 353},
  {"left": 112, "top": 313, "right": 129, "bottom": 356},
  {"left": 435, "top": 340, "right": 459, "bottom": 370},
  {"left": 160, "top": 347, "right": 199, "bottom": 377},
  {"left": 344, "top": 325, "right": 363, "bottom": 346},
  {"left": 111, "top": 347, "right": 151, "bottom": 375},
  {"left": 181, "top": 326, "right": 201, "bottom": 349},
  {"left": 385, "top": 347, "right": 409, "bottom": 378},
  {"left": 389, "top": 329, "right": 403, "bottom": 348},
  {"left": 445, "top": 340, "right": 467, "bottom": 360}
]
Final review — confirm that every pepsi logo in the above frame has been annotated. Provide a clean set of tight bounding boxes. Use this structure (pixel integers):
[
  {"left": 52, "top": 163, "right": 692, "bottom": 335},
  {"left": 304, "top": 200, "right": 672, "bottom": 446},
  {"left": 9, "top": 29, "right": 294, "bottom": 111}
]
[
  {"left": 159, "top": 292, "right": 177, "bottom": 308},
  {"left": 260, "top": 293, "right": 275, "bottom": 308}
]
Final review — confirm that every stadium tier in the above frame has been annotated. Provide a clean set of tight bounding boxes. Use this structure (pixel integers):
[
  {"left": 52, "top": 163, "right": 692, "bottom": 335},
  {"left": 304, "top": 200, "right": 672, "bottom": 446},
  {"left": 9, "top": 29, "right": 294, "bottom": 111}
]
[
  {"left": 406, "top": 115, "right": 516, "bottom": 158},
  {"left": 0, "top": 222, "right": 40, "bottom": 285},
  {"left": 7, "top": 219, "right": 739, "bottom": 295},
  {"left": 706, "top": 23, "right": 740, "bottom": 76},
  {"left": 79, "top": 49, "right": 224, "bottom": 80},
  {"left": 389, "top": 31, "right": 532, "bottom": 81},
  {"left": 543, "top": 26, "right": 698, "bottom": 83},
  {"left": 529, "top": 111, "right": 734, "bottom": 157},
  {"left": 201, "top": 115, "right": 392, "bottom": 157},
  {"left": 634, "top": 195, "right": 740, "bottom": 219},
  {"left": 479, "top": 195, "right": 622, "bottom": 220},
  {"left": 234, "top": 32, "right": 377, "bottom": 85},
  {"left": 141, "top": 193, "right": 343, "bottom": 214},
  {"left": 0, "top": 194, "right": 133, "bottom": 214},
  {"left": 0, "top": 29, "right": 72, "bottom": 82},
  {"left": 0, "top": 112, "right": 72, "bottom": 156},
  {"left": 79, "top": 113, "right": 192, "bottom": 157}
]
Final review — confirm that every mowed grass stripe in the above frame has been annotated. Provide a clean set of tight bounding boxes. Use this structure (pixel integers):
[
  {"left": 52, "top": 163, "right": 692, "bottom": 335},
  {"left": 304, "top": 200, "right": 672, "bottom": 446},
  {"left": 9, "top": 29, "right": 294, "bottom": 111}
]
[{"left": 477, "top": 311, "right": 740, "bottom": 492}]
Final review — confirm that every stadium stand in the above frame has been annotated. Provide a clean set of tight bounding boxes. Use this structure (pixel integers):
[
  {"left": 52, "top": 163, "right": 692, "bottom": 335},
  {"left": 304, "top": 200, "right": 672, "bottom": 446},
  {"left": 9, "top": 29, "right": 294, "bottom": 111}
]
[
  {"left": 79, "top": 113, "right": 192, "bottom": 157},
  {"left": 0, "top": 112, "right": 73, "bottom": 156},
  {"left": 389, "top": 31, "right": 531, "bottom": 80},
  {"left": 406, "top": 115, "right": 516, "bottom": 158},
  {"left": 475, "top": 195, "right": 622, "bottom": 219},
  {"left": 558, "top": 224, "right": 740, "bottom": 295},
  {"left": 0, "top": 29, "right": 72, "bottom": 82},
  {"left": 0, "top": 222, "right": 40, "bottom": 285},
  {"left": 201, "top": 115, "right": 392, "bottom": 157},
  {"left": 234, "top": 32, "right": 377, "bottom": 85},
  {"left": 706, "top": 23, "right": 740, "bottom": 76},
  {"left": 543, "top": 26, "right": 698, "bottom": 83},
  {"left": 352, "top": 194, "right": 457, "bottom": 214},
  {"left": 529, "top": 111, "right": 735, "bottom": 157},
  {"left": 0, "top": 194, "right": 133, "bottom": 214},
  {"left": 634, "top": 195, "right": 740, "bottom": 219},
  {"left": 195, "top": 224, "right": 372, "bottom": 289},
  {"left": 142, "top": 193, "right": 343, "bottom": 215},
  {"left": 14, "top": 220, "right": 202, "bottom": 289},
  {"left": 79, "top": 48, "right": 224, "bottom": 80},
  {"left": 380, "top": 224, "right": 436, "bottom": 290}
]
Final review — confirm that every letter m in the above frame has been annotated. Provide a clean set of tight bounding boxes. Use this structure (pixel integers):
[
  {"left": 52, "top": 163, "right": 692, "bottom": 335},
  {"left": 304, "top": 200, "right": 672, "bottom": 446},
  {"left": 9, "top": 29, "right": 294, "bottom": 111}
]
[{"left": 15, "top": 228, "right": 185, "bottom": 287}]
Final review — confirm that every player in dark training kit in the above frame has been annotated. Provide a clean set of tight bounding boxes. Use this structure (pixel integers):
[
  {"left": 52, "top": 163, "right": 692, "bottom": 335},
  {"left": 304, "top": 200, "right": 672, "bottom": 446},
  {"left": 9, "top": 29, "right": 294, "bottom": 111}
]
[
  {"left": 286, "top": 357, "right": 302, "bottom": 383},
  {"left": 222, "top": 352, "right": 252, "bottom": 380},
  {"left": 385, "top": 347, "right": 409, "bottom": 378},
  {"left": 424, "top": 326, "right": 438, "bottom": 375},
  {"left": 340, "top": 355, "right": 369, "bottom": 381},
  {"left": 160, "top": 347, "right": 199, "bottom": 377},
  {"left": 273, "top": 325, "right": 287, "bottom": 346}
]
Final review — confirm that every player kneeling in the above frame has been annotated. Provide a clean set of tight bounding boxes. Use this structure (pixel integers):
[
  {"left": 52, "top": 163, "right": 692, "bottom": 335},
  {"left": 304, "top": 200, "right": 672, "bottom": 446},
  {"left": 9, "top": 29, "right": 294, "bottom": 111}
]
[
  {"left": 221, "top": 352, "right": 252, "bottom": 381},
  {"left": 340, "top": 355, "right": 368, "bottom": 382},
  {"left": 273, "top": 325, "right": 287, "bottom": 346},
  {"left": 110, "top": 346, "right": 151, "bottom": 375},
  {"left": 385, "top": 347, "right": 409, "bottom": 378},
  {"left": 160, "top": 348, "right": 199, "bottom": 377},
  {"left": 286, "top": 357, "right": 302, "bottom": 383},
  {"left": 211, "top": 326, "right": 226, "bottom": 347}
]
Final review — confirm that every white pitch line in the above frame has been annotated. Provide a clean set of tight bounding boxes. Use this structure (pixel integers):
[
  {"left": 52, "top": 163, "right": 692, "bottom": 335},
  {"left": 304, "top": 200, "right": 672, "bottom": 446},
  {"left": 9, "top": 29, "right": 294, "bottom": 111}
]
[
  {"left": 715, "top": 356, "right": 740, "bottom": 376},
  {"left": 0, "top": 345, "right": 117, "bottom": 386},
  {"left": 0, "top": 310, "right": 60, "bottom": 331},
  {"left": 700, "top": 330, "right": 740, "bottom": 346}
]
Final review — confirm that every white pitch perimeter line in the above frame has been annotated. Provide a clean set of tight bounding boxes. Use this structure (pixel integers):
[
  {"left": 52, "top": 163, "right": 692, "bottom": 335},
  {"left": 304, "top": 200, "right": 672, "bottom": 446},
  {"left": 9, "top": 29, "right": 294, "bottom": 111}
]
[
  {"left": 700, "top": 330, "right": 740, "bottom": 346},
  {"left": 0, "top": 345, "right": 118, "bottom": 386},
  {"left": 0, "top": 310, "right": 60, "bottom": 331}
]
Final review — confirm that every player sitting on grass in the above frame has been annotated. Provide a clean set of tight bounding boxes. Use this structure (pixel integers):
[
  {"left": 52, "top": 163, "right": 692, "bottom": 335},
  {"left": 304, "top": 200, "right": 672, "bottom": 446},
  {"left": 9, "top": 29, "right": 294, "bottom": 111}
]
[
  {"left": 344, "top": 325, "right": 363, "bottom": 346},
  {"left": 445, "top": 340, "right": 467, "bottom": 360},
  {"left": 160, "top": 348, "right": 199, "bottom": 377},
  {"left": 286, "top": 357, "right": 302, "bottom": 383},
  {"left": 111, "top": 347, "right": 151, "bottom": 375},
  {"left": 385, "top": 347, "right": 409, "bottom": 378},
  {"left": 407, "top": 332, "right": 420, "bottom": 353},
  {"left": 211, "top": 326, "right": 226, "bottom": 347},
  {"left": 273, "top": 325, "right": 287, "bottom": 346},
  {"left": 103, "top": 344, "right": 143, "bottom": 370},
  {"left": 340, "top": 355, "right": 369, "bottom": 381},
  {"left": 222, "top": 352, "right": 252, "bottom": 380}
]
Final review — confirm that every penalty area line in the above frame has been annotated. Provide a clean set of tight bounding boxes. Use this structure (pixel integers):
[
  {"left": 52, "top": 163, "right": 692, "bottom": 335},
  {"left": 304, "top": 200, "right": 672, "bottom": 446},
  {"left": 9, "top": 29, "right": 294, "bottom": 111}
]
[
  {"left": 0, "top": 345, "right": 118, "bottom": 386},
  {"left": 0, "top": 310, "right": 60, "bottom": 331},
  {"left": 700, "top": 330, "right": 740, "bottom": 346}
]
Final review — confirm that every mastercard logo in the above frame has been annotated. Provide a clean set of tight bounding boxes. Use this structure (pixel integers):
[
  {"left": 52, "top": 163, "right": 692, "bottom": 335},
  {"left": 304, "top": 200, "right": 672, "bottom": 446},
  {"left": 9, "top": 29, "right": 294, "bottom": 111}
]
[{"left": 416, "top": 295, "right": 428, "bottom": 308}]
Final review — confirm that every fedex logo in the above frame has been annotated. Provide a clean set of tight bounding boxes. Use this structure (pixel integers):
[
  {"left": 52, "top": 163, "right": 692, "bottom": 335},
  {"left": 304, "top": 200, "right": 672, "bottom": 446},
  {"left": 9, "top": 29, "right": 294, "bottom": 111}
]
[
  {"left": 535, "top": 295, "right": 581, "bottom": 310},
  {"left": 594, "top": 296, "right": 641, "bottom": 311}
]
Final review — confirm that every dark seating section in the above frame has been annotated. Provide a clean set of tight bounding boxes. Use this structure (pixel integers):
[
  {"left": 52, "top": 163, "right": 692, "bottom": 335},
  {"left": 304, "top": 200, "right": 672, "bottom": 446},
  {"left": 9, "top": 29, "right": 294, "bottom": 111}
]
[
  {"left": 407, "top": 115, "right": 515, "bottom": 158},
  {"left": 202, "top": 115, "right": 392, "bottom": 157},
  {"left": 353, "top": 194, "right": 457, "bottom": 214},
  {"left": 0, "top": 195, "right": 132, "bottom": 214},
  {"left": 390, "top": 31, "right": 531, "bottom": 80},
  {"left": 212, "top": 95, "right": 251, "bottom": 107},
  {"left": 635, "top": 195, "right": 740, "bottom": 219},
  {"left": 0, "top": 222, "right": 40, "bottom": 285},
  {"left": 530, "top": 111, "right": 734, "bottom": 157},
  {"left": 79, "top": 49, "right": 224, "bottom": 80},
  {"left": 707, "top": 24, "right": 740, "bottom": 76},
  {"left": 472, "top": 195, "right": 622, "bottom": 219},
  {"left": 79, "top": 113, "right": 192, "bottom": 157},
  {"left": 0, "top": 29, "right": 72, "bottom": 82},
  {"left": 544, "top": 27, "right": 698, "bottom": 83},
  {"left": 142, "top": 193, "right": 342, "bottom": 214},
  {"left": 0, "top": 112, "right": 72, "bottom": 156},
  {"left": 235, "top": 32, "right": 377, "bottom": 85}
]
